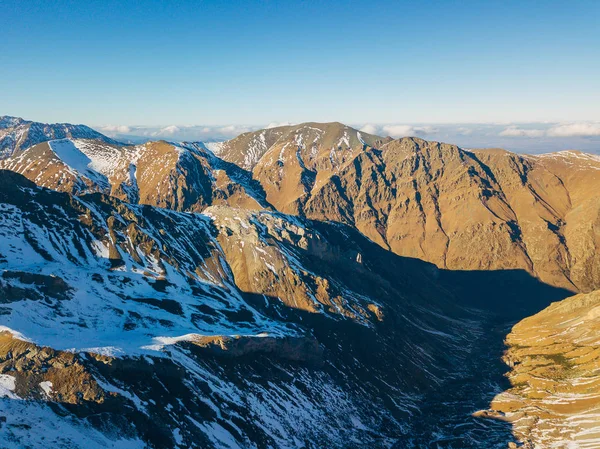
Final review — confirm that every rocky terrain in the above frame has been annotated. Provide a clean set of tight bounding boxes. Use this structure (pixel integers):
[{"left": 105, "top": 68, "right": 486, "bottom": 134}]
[
  {"left": 0, "top": 138, "right": 270, "bottom": 212},
  {"left": 211, "top": 122, "right": 386, "bottom": 171},
  {"left": 8, "top": 120, "right": 599, "bottom": 295},
  {"left": 243, "top": 134, "right": 600, "bottom": 293},
  {"left": 0, "top": 116, "right": 119, "bottom": 158},
  {"left": 0, "top": 169, "right": 507, "bottom": 448},
  {"left": 0, "top": 116, "right": 599, "bottom": 448},
  {"left": 483, "top": 289, "right": 600, "bottom": 448}
]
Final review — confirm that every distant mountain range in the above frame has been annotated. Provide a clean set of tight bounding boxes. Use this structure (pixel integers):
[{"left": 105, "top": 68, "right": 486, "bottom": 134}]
[
  {"left": 91, "top": 121, "right": 600, "bottom": 155},
  {"left": 0, "top": 115, "right": 120, "bottom": 158},
  {"left": 0, "top": 115, "right": 599, "bottom": 448}
]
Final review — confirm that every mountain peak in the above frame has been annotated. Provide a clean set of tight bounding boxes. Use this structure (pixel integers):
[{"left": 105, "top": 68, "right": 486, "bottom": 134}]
[
  {"left": 0, "top": 115, "right": 120, "bottom": 159},
  {"left": 216, "top": 121, "right": 383, "bottom": 171},
  {"left": 0, "top": 115, "right": 29, "bottom": 129}
]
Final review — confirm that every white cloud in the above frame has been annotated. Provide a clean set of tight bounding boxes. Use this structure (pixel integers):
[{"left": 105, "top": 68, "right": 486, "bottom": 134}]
[
  {"left": 381, "top": 125, "right": 436, "bottom": 138},
  {"left": 97, "top": 125, "right": 131, "bottom": 136},
  {"left": 456, "top": 127, "right": 474, "bottom": 135},
  {"left": 93, "top": 124, "right": 262, "bottom": 142},
  {"left": 359, "top": 124, "right": 379, "bottom": 135},
  {"left": 499, "top": 122, "right": 600, "bottom": 138},
  {"left": 153, "top": 125, "right": 180, "bottom": 136},
  {"left": 92, "top": 122, "right": 600, "bottom": 154},
  {"left": 499, "top": 126, "right": 545, "bottom": 138},
  {"left": 359, "top": 124, "right": 435, "bottom": 138},
  {"left": 547, "top": 122, "right": 600, "bottom": 137},
  {"left": 216, "top": 125, "right": 253, "bottom": 135},
  {"left": 266, "top": 121, "right": 294, "bottom": 129}
]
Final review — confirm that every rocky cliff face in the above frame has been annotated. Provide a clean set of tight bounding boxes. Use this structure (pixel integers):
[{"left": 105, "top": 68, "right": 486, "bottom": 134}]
[{"left": 0, "top": 138, "right": 270, "bottom": 212}]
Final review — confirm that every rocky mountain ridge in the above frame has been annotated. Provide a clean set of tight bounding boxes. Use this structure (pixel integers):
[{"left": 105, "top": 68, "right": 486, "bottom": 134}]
[
  {"left": 0, "top": 138, "right": 270, "bottom": 212},
  {"left": 214, "top": 122, "right": 387, "bottom": 170},
  {"left": 0, "top": 116, "right": 120, "bottom": 159},
  {"left": 5, "top": 120, "right": 599, "bottom": 296},
  {"left": 233, "top": 130, "right": 600, "bottom": 293}
]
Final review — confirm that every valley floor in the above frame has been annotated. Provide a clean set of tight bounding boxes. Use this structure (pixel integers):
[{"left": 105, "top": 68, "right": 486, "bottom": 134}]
[{"left": 406, "top": 322, "right": 515, "bottom": 448}]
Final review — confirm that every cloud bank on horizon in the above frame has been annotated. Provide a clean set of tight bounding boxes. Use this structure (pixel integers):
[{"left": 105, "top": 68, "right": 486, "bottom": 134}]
[
  {"left": 95, "top": 121, "right": 600, "bottom": 154},
  {"left": 96, "top": 124, "right": 257, "bottom": 143}
]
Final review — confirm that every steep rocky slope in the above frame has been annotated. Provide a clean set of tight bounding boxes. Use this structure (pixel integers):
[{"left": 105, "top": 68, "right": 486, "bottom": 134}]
[
  {"left": 0, "top": 116, "right": 119, "bottom": 158},
  {"left": 0, "top": 138, "right": 270, "bottom": 212},
  {"left": 0, "top": 169, "right": 548, "bottom": 448},
  {"left": 248, "top": 134, "right": 600, "bottom": 293},
  {"left": 215, "top": 122, "right": 386, "bottom": 171},
  {"left": 484, "top": 290, "right": 600, "bottom": 448}
]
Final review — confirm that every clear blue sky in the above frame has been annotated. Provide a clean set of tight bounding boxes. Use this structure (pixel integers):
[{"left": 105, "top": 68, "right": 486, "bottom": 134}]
[{"left": 3, "top": 0, "right": 599, "bottom": 126}]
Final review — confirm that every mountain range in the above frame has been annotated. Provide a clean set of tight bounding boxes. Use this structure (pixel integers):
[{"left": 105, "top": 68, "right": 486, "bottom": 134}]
[
  {"left": 0, "top": 116, "right": 119, "bottom": 159},
  {"left": 0, "top": 115, "right": 599, "bottom": 449}
]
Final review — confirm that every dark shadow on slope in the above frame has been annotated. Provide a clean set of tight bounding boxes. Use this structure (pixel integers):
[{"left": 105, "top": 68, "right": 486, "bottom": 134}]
[
  {"left": 318, "top": 221, "right": 572, "bottom": 448},
  {"left": 235, "top": 219, "right": 573, "bottom": 448},
  {"left": 43, "top": 206, "right": 570, "bottom": 448},
  {"left": 411, "top": 268, "right": 572, "bottom": 448},
  {"left": 436, "top": 268, "right": 572, "bottom": 320},
  {"left": 0, "top": 171, "right": 574, "bottom": 448}
]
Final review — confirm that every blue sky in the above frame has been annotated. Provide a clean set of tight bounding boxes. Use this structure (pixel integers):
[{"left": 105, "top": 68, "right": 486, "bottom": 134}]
[{"left": 3, "top": 0, "right": 600, "bottom": 150}]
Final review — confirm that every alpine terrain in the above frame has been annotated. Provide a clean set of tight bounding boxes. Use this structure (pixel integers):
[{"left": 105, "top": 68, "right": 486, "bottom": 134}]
[{"left": 0, "top": 116, "right": 599, "bottom": 449}]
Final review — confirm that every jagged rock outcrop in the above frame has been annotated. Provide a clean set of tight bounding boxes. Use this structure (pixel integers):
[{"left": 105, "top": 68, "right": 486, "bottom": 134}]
[{"left": 0, "top": 332, "right": 106, "bottom": 404}]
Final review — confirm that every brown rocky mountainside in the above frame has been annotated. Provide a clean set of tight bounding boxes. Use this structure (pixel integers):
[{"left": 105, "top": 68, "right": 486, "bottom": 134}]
[
  {"left": 0, "top": 138, "right": 270, "bottom": 212},
  {"left": 5, "top": 122, "right": 597, "bottom": 294},
  {"left": 486, "top": 289, "right": 600, "bottom": 448},
  {"left": 244, "top": 133, "right": 600, "bottom": 293},
  {"left": 214, "top": 121, "right": 387, "bottom": 170}
]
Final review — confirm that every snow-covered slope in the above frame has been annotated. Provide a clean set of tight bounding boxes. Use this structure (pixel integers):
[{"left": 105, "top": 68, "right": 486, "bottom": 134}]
[
  {"left": 0, "top": 169, "right": 542, "bottom": 448},
  {"left": 2, "top": 117, "right": 597, "bottom": 449},
  {"left": 0, "top": 116, "right": 120, "bottom": 159}
]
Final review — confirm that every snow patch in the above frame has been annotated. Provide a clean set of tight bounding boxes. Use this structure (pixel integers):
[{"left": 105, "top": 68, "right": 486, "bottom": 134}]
[
  {"left": 48, "top": 139, "right": 109, "bottom": 188},
  {"left": 0, "top": 374, "right": 17, "bottom": 399},
  {"left": 39, "top": 381, "right": 53, "bottom": 396}
]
